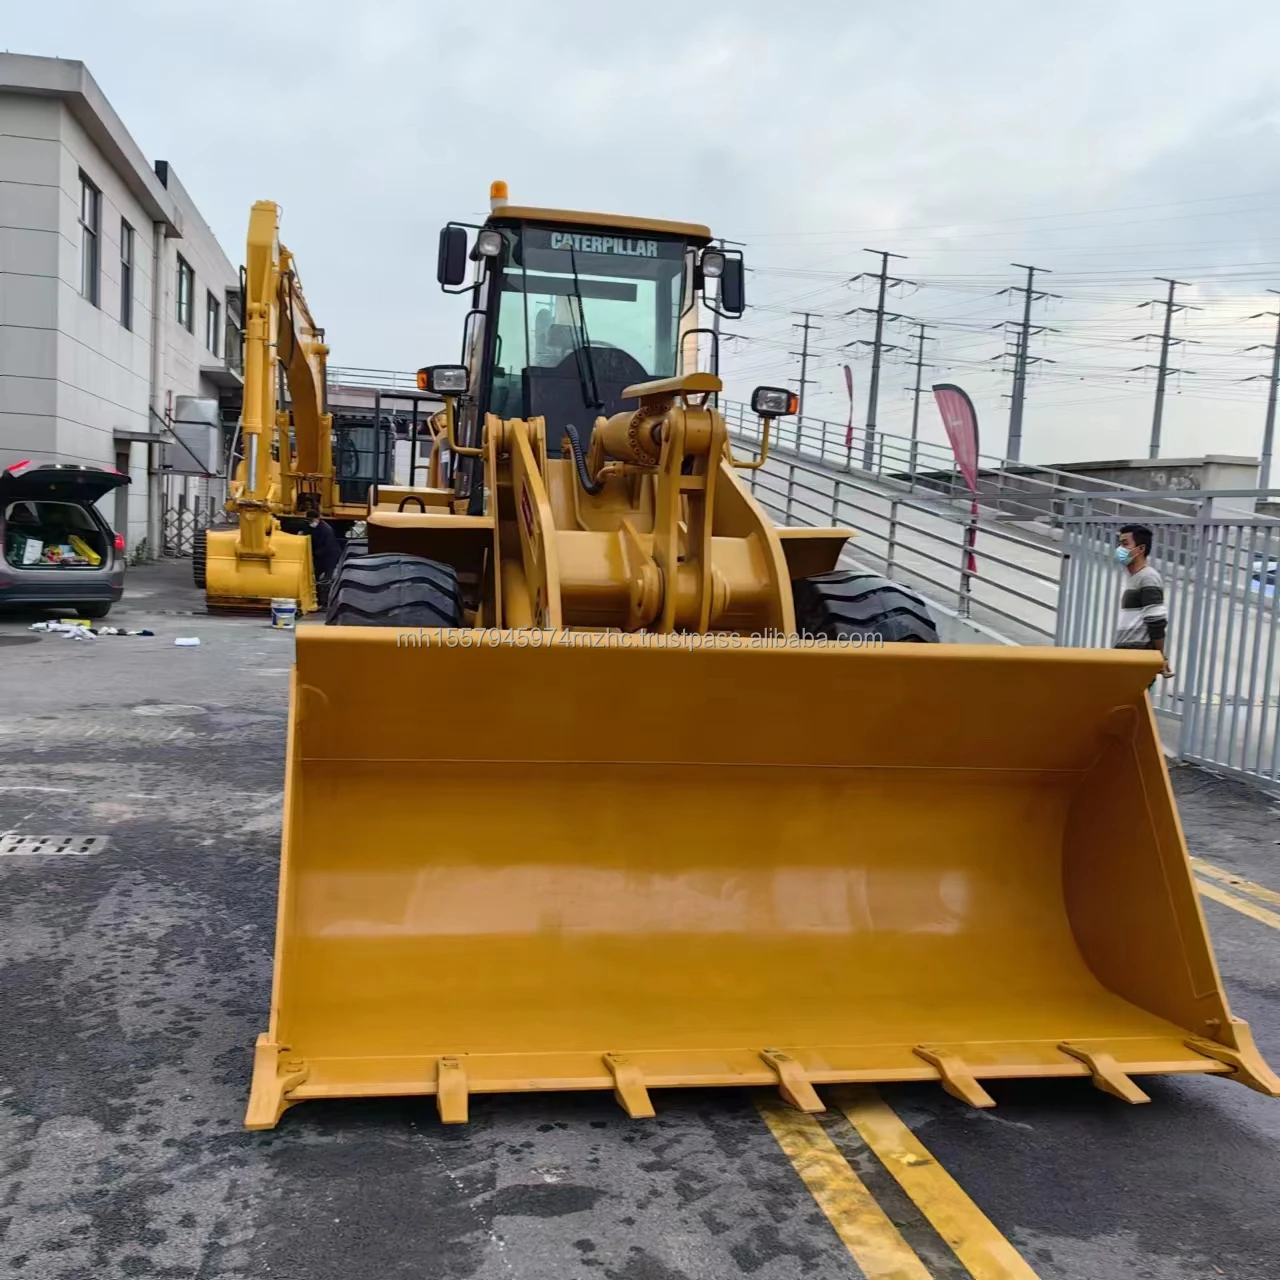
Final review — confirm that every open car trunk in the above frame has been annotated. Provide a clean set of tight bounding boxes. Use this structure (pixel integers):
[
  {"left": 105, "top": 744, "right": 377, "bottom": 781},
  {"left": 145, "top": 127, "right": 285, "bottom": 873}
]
[{"left": 4, "top": 501, "right": 110, "bottom": 570}]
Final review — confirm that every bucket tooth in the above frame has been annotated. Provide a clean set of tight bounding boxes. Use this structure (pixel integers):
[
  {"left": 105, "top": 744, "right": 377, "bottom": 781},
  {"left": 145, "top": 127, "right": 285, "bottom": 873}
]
[
  {"left": 1186, "top": 1019, "right": 1280, "bottom": 1096},
  {"left": 914, "top": 1046, "right": 996, "bottom": 1109},
  {"left": 760, "top": 1049, "right": 823, "bottom": 1113},
  {"left": 436, "top": 1057, "right": 469, "bottom": 1124},
  {"left": 1058, "top": 1042, "right": 1151, "bottom": 1104},
  {"left": 245, "top": 1034, "right": 308, "bottom": 1130},
  {"left": 604, "top": 1054, "right": 655, "bottom": 1119}
]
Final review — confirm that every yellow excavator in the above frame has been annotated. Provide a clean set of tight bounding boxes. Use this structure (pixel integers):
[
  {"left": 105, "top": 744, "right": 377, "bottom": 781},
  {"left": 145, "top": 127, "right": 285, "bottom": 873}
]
[
  {"left": 245, "top": 183, "right": 1278, "bottom": 1129},
  {"left": 198, "top": 202, "right": 375, "bottom": 612}
]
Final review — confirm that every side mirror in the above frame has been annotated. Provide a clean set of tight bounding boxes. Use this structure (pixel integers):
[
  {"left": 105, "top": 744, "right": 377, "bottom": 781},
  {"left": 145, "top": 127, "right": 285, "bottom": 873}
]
[
  {"left": 751, "top": 386, "right": 797, "bottom": 417},
  {"left": 719, "top": 256, "right": 745, "bottom": 317},
  {"left": 417, "top": 365, "right": 470, "bottom": 395},
  {"left": 437, "top": 226, "right": 468, "bottom": 287}
]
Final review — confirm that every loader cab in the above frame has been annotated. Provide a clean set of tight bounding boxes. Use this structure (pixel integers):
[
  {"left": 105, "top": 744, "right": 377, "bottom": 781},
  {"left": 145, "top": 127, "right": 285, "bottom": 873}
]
[{"left": 436, "top": 192, "right": 743, "bottom": 492}]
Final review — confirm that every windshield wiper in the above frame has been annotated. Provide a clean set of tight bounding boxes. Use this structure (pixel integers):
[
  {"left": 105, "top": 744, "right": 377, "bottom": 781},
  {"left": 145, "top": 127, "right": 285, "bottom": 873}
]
[{"left": 565, "top": 244, "right": 604, "bottom": 413}]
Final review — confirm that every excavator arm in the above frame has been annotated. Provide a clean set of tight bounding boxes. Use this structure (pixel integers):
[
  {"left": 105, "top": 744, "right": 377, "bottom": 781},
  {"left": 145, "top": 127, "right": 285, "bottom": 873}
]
[
  {"left": 203, "top": 202, "right": 317, "bottom": 612},
  {"left": 276, "top": 243, "right": 334, "bottom": 515}
]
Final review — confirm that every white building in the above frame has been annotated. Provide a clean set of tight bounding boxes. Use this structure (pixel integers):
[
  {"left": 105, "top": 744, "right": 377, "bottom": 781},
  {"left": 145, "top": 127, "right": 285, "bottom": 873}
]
[{"left": 0, "top": 53, "right": 241, "bottom": 556}]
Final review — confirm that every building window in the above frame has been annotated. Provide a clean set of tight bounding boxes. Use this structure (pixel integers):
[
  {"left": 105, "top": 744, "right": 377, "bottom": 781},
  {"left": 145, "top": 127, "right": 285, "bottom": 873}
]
[
  {"left": 176, "top": 255, "right": 195, "bottom": 332},
  {"left": 79, "top": 172, "right": 100, "bottom": 305},
  {"left": 120, "top": 221, "right": 135, "bottom": 330},
  {"left": 205, "top": 290, "right": 221, "bottom": 357}
]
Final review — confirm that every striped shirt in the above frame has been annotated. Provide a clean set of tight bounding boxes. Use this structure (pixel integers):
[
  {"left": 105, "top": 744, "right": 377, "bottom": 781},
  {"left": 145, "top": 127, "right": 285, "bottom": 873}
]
[{"left": 1114, "top": 564, "right": 1168, "bottom": 649}]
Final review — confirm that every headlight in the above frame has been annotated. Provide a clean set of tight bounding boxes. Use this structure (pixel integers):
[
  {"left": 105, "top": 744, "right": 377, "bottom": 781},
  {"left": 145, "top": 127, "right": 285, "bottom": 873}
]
[
  {"left": 700, "top": 249, "right": 726, "bottom": 279},
  {"left": 751, "top": 386, "right": 798, "bottom": 417},
  {"left": 475, "top": 229, "right": 504, "bottom": 258},
  {"left": 418, "top": 365, "right": 470, "bottom": 395}
]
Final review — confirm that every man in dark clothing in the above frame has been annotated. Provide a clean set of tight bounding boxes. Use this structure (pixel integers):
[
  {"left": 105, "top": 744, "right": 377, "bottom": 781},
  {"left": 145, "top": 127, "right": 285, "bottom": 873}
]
[{"left": 305, "top": 512, "right": 341, "bottom": 584}]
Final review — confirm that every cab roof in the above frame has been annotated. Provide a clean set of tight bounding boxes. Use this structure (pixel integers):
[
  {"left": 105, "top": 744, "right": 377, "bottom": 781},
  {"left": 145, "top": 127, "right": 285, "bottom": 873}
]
[{"left": 487, "top": 205, "right": 713, "bottom": 246}]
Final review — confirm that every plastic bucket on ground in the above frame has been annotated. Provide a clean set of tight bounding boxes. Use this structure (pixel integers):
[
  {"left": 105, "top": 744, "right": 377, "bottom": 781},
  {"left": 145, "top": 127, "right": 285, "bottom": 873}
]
[{"left": 270, "top": 598, "right": 298, "bottom": 629}]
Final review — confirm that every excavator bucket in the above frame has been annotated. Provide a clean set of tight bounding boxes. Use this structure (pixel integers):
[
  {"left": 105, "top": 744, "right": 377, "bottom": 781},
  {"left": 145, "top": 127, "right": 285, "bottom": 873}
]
[
  {"left": 246, "top": 630, "right": 1278, "bottom": 1128},
  {"left": 204, "top": 527, "right": 317, "bottom": 613}
]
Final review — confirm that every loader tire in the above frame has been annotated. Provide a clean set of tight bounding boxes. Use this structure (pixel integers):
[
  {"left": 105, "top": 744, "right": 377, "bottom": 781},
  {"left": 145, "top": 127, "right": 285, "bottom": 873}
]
[
  {"left": 192, "top": 528, "right": 206, "bottom": 589},
  {"left": 335, "top": 537, "right": 368, "bottom": 573},
  {"left": 793, "top": 570, "right": 939, "bottom": 643},
  {"left": 325, "top": 552, "right": 463, "bottom": 628}
]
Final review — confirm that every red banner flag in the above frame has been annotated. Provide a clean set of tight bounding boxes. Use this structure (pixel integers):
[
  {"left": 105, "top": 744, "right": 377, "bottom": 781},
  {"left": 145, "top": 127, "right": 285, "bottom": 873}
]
[
  {"left": 931, "top": 383, "right": 980, "bottom": 493},
  {"left": 843, "top": 364, "right": 855, "bottom": 449},
  {"left": 931, "top": 383, "right": 980, "bottom": 576}
]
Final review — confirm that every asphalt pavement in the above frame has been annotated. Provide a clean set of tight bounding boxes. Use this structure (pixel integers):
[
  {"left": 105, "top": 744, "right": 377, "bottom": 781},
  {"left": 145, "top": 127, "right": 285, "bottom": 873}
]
[{"left": 2, "top": 559, "right": 1280, "bottom": 1280}]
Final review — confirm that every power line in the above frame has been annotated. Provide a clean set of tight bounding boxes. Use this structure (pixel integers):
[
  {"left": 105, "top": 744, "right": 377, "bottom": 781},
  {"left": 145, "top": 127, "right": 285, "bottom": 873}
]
[
  {"left": 789, "top": 312, "right": 821, "bottom": 419},
  {"left": 1135, "top": 278, "right": 1200, "bottom": 458},
  {"left": 999, "top": 263, "right": 1059, "bottom": 460},
  {"left": 847, "top": 249, "right": 912, "bottom": 468},
  {"left": 903, "top": 322, "right": 938, "bottom": 480},
  {"left": 1242, "top": 289, "right": 1280, "bottom": 489}
]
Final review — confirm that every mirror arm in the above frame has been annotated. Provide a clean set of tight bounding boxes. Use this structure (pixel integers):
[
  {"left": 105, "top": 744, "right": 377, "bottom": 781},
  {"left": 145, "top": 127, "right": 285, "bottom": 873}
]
[
  {"left": 443, "top": 395, "right": 484, "bottom": 458},
  {"left": 728, "top": 415, "right": 772, "bottom": 471}
]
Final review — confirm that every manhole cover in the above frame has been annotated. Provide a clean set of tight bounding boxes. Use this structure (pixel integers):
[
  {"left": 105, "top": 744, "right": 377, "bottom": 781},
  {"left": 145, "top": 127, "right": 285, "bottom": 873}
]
[
  {"left": 0, "top": 635, "right": 41, "bottom": 647},
  {"left": 0, "top": 834, "right": 105, "bottom": 856},
  {"left": 131, "top": 704, "right": 208, "bottom": 717}
]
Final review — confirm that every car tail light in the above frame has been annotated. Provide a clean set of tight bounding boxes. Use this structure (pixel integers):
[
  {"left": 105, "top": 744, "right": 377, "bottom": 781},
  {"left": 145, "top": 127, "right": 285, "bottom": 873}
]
[{"left": 114, "top": 534, "right": 125, "bottom": 553}]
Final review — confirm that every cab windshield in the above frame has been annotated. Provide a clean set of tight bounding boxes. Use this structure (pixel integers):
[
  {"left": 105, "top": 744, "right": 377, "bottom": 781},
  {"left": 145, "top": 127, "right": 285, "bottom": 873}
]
[{"left": 487, "top": 226, "right": 688, "bottom": 447}]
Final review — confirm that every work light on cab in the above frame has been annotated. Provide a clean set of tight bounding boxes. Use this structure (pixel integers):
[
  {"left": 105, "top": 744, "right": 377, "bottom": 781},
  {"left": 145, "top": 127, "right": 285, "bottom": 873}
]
[
  {"left": 751, "top": 386, "right": 798, "bottom": 418},
  {"left": 417, "top": 364, "right": 469, "bottom": 395},
  {"left": 474, "top": 230, "right": 504, "bottom": 258},
  {"left": 700, "top": 249, "right": 726, "bottom": 278}
]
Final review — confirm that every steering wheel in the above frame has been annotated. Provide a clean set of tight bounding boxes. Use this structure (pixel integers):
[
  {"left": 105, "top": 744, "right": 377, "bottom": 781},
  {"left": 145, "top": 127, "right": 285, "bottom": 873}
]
[{"left": 552, "top": 345, "right": 648, "bottom": 388}]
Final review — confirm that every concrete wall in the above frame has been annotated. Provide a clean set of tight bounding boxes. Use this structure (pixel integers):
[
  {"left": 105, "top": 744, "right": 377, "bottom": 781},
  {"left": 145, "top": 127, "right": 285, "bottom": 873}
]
[
  {"left": 1, "top": 63, "right": 240, "bottom": 555},
  {"left": 0, "top": 95, "right": 64, "bottom": 466}
]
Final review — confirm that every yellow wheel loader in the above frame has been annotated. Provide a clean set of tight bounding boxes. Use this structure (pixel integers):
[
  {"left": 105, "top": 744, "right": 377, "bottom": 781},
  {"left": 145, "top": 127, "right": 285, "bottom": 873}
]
[{"left": 246, "top": 184, "right": 1278, "bottom": 1129}]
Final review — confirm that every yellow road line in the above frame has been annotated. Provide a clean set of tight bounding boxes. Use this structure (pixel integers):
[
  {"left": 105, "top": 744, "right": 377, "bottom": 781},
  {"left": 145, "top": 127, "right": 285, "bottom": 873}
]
[
  {"left": 1192, "top": 857, "right": 1280, "bottom": 910},
  {"left": 757, "top": 1097, "right": 931, "bottom": 1279},
  {"left": 1196, "top": 878, "right": 1280, "bottom": 932},
  {"left": 835, "top": 1087, "right": 1040, "bottom": 1280}
]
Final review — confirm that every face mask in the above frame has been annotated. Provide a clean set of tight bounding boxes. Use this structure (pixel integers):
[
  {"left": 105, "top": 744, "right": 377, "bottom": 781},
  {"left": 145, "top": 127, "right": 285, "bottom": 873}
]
[{"left": 1114, "top": 546, "right": 1132, "bottom": 566}]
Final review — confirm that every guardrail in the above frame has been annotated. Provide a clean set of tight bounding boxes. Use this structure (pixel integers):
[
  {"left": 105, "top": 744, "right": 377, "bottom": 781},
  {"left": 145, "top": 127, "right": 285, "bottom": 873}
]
[
  {"left": 327, "top": 366, "right": 424, "bottom": 392},
  {"left": 722, "top": 399, "right": 1209, "bottom": 527},
  {"left": 736, "top": 441, "right": 1063, "bottom": 643},
  {"left": 1058, "top": 510, "right": 1280, "bottom": 792}
]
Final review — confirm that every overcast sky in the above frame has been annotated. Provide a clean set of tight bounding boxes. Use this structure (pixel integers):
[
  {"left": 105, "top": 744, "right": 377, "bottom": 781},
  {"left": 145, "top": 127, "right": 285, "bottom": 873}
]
[{"left": 9, "top": 0, "right": 1280, "bottom": 468}]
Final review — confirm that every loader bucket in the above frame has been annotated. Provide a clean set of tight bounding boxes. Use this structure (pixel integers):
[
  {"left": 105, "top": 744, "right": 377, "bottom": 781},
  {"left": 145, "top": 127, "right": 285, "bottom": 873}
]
[
  {"left": 246, "top": 632, "right": 1279, "bottom": 1128},
  {"left": 205, "top": 526, "right": 316, "bottom": 613}
]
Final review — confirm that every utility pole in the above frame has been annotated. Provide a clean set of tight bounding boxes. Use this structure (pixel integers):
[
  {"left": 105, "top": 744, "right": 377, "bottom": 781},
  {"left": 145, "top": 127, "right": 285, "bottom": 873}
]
[
  {"left": 1243, "top": 289, "right": 1280, "bottom": 490},
  {"left": 904, "top": 322, "right": 936, "bottom": 484},
  {"left": 848, "top": 249, "right": 910, "bottom": 469},
  {"left": 992, "top": 319, "right": 1056, "bottom": 424},
  {"left": 1135, "top": 278, "right": 1198, "bottom": 459},
  {"left": 789, "top": 312, "right": 820, "bottom": 420},
  {"left": 1000, "top": 263, "right": 1057, "bottom": 462}
]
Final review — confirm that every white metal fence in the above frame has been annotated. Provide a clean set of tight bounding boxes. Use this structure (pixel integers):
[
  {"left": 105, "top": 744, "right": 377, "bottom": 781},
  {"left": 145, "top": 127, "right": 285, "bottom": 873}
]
[
  {"left": 1057, "top": 510, "right": 1280, "bottom": 789},
  {"left": 721, "top": 398, "right": 1177, "bottom": 527},
  {"left": 736, "top": 435, "right": 1280, "bottom": 792}
]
